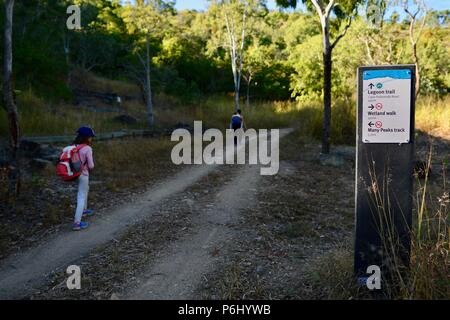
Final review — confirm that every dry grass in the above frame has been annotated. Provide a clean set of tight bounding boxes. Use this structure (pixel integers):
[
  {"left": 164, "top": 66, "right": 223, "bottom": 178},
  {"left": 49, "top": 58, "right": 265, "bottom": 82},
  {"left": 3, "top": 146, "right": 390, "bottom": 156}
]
[
  {"left": 415, "top": 95, "right": 450, "bottom": 139},
  {"left": 274, "top": 95, "right": 449, "bottom": 145},
  {"left": 194, "top": 96, "right": 296, "bottom": 130},
  {"left": 214, "top": 263, "right": 267, "bottom": 300},
  {"left": 303, "top": 147, "right": 449, "bottom": 300},
  {"left": 298, "top": 245, "right": 370, "bottom": 300},
  {"left": 405, "top": 148, "right": 449, "bottom": 299},
  {"left": 153, "top": 95, "right": 298, "bottom": 131},
  {"left": 0, "top": 89, "right": 146, "bottom": 137},
  {"left": 366, "top": 146, "right": 449, "bottom": 299},
  {"left": 1, "top": 78, "right": 446, "bottom": 144},
  {"left": 94, "top": 136, "right": 177, "bottom": 191},
  {"left": 70, "top": 69, "right": 141, "bottom": 97},
  {"left": 274, "top": 98, "right": 356, "bottom": 145}
]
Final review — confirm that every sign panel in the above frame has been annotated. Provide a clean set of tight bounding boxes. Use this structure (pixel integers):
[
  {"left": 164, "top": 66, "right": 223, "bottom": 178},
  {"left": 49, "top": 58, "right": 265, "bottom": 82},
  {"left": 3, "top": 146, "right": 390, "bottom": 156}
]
[
  {"left": 355, "top": 65, "right": 415, "bottom": 290},
  {"left": 362, "top": 69, "right": 412, "bottom": 143}
]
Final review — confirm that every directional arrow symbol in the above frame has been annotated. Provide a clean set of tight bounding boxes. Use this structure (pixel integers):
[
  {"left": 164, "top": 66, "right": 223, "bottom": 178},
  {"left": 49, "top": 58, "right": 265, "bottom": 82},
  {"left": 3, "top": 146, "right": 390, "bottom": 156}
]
[
  {"left": 368, "top": 121, "right": 375, "bottom": 127},
  {"left": 368, "top": 83, "right": 375, "bottom": 89},
  {"left": 369, "top": 104, "right": 375, "bottom": 110}
]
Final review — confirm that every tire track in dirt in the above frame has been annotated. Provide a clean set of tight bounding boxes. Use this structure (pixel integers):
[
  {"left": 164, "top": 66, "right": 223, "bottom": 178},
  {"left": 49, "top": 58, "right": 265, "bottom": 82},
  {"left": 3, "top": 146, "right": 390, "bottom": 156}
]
[{"left": 125, "top": 164, "right": 261, "bottom": 299}]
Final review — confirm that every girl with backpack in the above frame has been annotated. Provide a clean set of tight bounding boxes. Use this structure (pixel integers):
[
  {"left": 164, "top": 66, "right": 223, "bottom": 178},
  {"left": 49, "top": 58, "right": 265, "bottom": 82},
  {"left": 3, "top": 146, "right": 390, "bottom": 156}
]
[{"left": 71, "top": 126, "right": 96, "bottom": 230}]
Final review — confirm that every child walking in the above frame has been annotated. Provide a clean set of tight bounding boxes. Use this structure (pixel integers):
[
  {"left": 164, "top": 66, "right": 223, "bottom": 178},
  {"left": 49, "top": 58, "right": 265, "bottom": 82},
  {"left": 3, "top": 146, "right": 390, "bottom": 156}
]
[{"left": 72, "top": 126, "right": 96, "bottom": 231}]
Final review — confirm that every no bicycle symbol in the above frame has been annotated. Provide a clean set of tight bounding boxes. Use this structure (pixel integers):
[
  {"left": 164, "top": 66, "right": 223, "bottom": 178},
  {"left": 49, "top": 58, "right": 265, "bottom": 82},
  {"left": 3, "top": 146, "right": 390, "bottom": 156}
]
[{"left": 368, "top": 121, "right": 383, "bottom": 128}]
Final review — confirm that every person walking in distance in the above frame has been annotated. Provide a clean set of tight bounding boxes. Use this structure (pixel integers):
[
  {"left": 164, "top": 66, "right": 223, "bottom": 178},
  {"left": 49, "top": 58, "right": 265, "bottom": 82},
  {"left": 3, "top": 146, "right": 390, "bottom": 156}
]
[{"left": 230, "top": 109, "right": 245, "bottom": 145}]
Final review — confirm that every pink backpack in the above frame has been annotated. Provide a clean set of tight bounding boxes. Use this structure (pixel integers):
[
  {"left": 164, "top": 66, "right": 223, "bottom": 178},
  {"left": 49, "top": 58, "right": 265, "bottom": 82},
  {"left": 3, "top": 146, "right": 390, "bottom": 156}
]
[{"left": 56, "top": 144, "right": 87, "bottom": 182}]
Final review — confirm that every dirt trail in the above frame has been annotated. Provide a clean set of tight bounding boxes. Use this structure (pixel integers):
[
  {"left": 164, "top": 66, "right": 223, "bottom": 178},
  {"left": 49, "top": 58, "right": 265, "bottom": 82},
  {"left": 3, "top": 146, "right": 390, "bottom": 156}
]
[
  {"left": 0, "top": 129, "right": 291, "bottom": 299},
  {"left": 125, "top": 164, "right": 261, "bottom": 299}
]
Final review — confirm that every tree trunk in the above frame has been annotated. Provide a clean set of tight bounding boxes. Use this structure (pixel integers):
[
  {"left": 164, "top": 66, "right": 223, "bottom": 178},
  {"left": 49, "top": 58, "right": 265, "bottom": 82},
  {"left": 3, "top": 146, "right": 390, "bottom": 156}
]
[
  {"left": 322, "top": 25, "right": 332, "bottom": 155},
  {"left": 145, "top": 37, "right": 154, "bottom": 127},
  {"left": 246, "top": 74, "right": 251, "bottom": 107},
  {"left": 404, "top": 5, "right": 427, "bottom": 98},
  {"left": 232, "top": 61, "right": 240, "bottom": 111},
  {"left": 412, "top": 43, "right": 420, "bottom": 97},
  {"left": 234, "top": 83, "right": 240, "bottom": 111},
  {"left": 3, "top": 0, "right": 20, "bottom": 199},
  {"left": 322, "top": 49, "right": 332, "bottom": 155}
]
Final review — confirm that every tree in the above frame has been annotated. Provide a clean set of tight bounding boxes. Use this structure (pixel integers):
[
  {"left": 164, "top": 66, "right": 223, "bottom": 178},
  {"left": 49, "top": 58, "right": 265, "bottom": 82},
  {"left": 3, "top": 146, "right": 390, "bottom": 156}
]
[
  {"left": 207, "top": 0, "right": 266, "bottom": 111},
  {"left": 358, "top": 2, "right": 406, "bottom": 66},
  {"left": 224, "top": 0, "right": 247, "bottom": 110},
  {"left": 400, "top": 0, "right": 428, "bottom": 97},
  {"left": 276, "top": 0, "right": 361, "bottom": 154},
  {"left": 242, "top": 15, "right": 277, "bottom": 105},
  {"left": 121, "top": 0, "right": 175, "bottom": 127},
  {"left": 2, "top": 0, "right": 20, "bottom": 200},
  {"left": 242, "top": 43, "right": 263, "bottom": 106}
]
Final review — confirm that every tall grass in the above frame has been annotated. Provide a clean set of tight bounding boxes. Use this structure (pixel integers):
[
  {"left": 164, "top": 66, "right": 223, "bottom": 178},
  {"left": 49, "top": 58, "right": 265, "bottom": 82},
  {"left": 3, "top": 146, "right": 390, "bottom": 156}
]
[
  {"left": 373, "top": 147, "right": 449, "bottom": 299},
  {"left": 94, "top": 137, "right": 176, "bottom": 191},
  {"left": 0, "top": 89, "right": 145, "bottom": 137},
  {"left": 274, "top": 95, "right": 449, "bottom": 146},
  {"left": 0, "top": 84, "right": 447, "bottom": 144},
  {"left": 302, "top": 148, "right": 449, "bottom": 299},
  {"left": 194, "top": 96, "right": 297, "bottom": 130},
  {"left": 407, "top": 148, "right": 449, "bottom": 299},
  {"left": 273, "top": 98, "right": 356, "bottom": 145},
  {"left": 415, "top": 95, "right": 450, "bottom": 138},
  {"left": 70, "top": 69, "right": 141, "bottom": 97}
]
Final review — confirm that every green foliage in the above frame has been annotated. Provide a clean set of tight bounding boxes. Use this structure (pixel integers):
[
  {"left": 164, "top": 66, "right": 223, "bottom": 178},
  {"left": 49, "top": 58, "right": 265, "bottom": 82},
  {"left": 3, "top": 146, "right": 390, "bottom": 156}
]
[
  {"left": 1, "top": 1, "right": 448, "bottom": 108},
  {"left": 418, "top": 29, "right": 450, "bottom": 95}
]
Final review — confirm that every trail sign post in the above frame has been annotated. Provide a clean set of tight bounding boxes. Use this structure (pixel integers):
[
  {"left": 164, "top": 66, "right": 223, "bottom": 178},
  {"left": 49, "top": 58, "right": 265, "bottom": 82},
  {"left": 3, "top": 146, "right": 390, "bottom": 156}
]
[{"left": 355, "top": 65, "right": 416, "bottom": 289}]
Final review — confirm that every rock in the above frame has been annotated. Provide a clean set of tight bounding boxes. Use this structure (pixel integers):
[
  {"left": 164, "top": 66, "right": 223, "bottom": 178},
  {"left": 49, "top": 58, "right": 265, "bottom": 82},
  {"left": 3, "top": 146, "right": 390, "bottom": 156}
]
[
  {"left": 182, "top": 198, "right": 195, "bottom": 206},
  {"left": 43, "top": 188, "right": 57, "bottom": 196},
  {"left": 113, "top": 114, "right": 138, "bottom": 125},
  {"left": 256, "top": 265, "right": 265, "bottom": 275},
  {"left": 110, "top": 293, "right": 120, "bottom": 300},
  {"left": 319, "top": 153, "right": 345, "bottom": 167},
  {"left": 39, "top": 145, "right": 61, "bottom": 162},
  {"left": 333, "top": 146, "right": 355, "bottom": 161},
  {"left": 30, "top": 158, "right": 53, "bottom": 171},
  {"left": 20, "top": 140, "right": 41, "bottom": 157},
  {"left": 0, "top": 154, "right": 8, "bottom": 167}
]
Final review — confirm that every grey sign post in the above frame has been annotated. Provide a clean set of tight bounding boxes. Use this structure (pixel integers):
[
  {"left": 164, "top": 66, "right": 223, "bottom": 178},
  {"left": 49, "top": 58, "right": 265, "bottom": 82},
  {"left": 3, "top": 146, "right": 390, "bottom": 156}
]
[{"left": 355, "top": 65, "right": 416, "bottom": 288}]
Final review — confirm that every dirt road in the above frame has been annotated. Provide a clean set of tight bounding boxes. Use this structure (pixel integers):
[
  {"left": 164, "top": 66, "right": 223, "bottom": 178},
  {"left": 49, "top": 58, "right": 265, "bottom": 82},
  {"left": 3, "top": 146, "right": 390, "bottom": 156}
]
[{"left": 0, "top": 129, "right": 292, "bottom": 299}]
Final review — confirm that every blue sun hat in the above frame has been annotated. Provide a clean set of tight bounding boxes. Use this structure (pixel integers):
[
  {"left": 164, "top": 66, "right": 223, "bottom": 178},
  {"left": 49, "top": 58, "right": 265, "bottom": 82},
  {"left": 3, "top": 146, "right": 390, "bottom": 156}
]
[{"left": 76, "top": 126, "right": 96, "bottom": 137}]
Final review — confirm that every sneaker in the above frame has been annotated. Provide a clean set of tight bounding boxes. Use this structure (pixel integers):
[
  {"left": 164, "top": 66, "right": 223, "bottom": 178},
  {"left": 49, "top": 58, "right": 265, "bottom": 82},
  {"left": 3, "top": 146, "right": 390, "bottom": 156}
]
[
  {"left": 72, "top": 221, "right": 89, "bottom": 231},
  {"left": 82, "top": 209, "right": 94, "bottom": 217}
]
